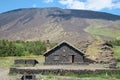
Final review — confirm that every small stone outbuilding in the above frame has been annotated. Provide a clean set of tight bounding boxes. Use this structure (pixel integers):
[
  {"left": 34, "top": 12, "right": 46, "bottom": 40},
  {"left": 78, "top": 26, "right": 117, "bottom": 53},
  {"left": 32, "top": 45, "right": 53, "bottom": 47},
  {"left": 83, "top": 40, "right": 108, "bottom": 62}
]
[
  {"left": 14, "top": 59, "right": 39, "bottom": 66},
  {"left": 44, "top": 41, "right": 94, "bottom": 65}
]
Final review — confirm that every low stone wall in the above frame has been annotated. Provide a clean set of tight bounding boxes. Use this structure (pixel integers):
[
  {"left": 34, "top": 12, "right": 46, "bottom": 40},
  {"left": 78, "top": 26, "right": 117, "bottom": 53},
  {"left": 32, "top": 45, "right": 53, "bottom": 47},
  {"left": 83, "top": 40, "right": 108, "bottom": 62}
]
[
  {"left": 44, "top": 62, "right": 90, "bottom": 65},
  {"left": 9, "top": 68, "right": 120, "bottom": 75}
]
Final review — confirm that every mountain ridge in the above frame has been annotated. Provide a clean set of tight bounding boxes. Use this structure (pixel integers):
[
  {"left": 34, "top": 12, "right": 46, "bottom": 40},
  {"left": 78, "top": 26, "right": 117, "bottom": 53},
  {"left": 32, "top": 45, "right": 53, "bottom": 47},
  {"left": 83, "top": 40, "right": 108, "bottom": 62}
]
[{"left": 0, "top": 7, "right": 120, "bottom": 43}]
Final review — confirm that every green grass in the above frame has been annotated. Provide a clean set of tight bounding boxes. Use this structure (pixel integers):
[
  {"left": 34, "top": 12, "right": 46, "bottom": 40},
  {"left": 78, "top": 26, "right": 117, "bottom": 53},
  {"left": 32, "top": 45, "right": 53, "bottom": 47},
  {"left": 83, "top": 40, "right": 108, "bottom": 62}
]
[
  {"left": 84, "top": 26, "right": 120, "bottom": 39},
  {"left": 65, "top": 72, "right": 120, "bottom": 79},
  {"left": 113, "top": 46, "right": 120, "bottom": 67},
  {"left": 0, "top": 57, "right": 15, "bottom": 69},
  {"left": 117, "top": 62, "right": 120, "bottom": 67},
  {"left": 113, "top": 46, "right": 120, "bottom": 58},
  {"left": 39, "top": 73, "right": 120, "bottom": 80}
]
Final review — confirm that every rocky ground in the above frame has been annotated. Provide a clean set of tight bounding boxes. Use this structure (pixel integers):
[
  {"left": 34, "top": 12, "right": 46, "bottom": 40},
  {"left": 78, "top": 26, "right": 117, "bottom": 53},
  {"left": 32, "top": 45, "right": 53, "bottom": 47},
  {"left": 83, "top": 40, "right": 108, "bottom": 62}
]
[{"left": 75, "top": 41, "right": 114, "bottom": 63}]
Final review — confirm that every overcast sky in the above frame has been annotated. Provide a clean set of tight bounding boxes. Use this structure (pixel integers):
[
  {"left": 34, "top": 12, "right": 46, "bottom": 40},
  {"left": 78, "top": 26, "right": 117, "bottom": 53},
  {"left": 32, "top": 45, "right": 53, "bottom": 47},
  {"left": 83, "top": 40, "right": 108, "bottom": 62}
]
[{"left": 0, "top": 0, "right": 120, "bottom": 15}]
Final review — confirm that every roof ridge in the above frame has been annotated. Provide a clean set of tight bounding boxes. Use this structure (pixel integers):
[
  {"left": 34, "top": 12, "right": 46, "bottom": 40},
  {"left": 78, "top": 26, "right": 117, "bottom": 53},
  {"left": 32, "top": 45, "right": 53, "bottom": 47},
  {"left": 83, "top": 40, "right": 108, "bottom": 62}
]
[{"left": 44, "top": 41, "right": 84, "bottom": 56}]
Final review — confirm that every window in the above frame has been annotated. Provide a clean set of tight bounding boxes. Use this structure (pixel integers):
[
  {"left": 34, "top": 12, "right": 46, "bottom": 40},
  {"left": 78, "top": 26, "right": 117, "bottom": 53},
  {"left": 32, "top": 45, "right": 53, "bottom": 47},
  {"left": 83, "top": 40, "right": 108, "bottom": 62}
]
[{"left": 54, "top": 55, "right": 59, "bottom": 60}]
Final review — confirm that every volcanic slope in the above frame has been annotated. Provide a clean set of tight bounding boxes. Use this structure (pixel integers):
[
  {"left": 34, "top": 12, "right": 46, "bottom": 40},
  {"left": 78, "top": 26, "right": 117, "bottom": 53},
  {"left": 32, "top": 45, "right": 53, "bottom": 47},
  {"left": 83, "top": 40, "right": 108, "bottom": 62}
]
[{"left": 0, "top": 7, "right": 120, "bottom": 43}]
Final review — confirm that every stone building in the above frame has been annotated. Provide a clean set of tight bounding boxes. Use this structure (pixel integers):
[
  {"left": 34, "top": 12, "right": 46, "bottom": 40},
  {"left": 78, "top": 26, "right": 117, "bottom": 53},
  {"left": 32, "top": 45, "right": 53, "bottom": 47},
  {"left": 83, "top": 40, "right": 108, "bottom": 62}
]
[
  {"left": 14, "top": 59, "right": 39, "bottom": 66},
  {"left": 44, "top": 41, "right": 94, "bottom": 65}
]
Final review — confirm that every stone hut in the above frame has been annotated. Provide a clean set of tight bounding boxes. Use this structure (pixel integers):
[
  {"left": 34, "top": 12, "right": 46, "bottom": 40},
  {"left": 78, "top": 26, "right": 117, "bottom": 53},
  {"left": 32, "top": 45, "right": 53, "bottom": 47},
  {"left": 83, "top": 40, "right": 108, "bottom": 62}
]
[
  {"left": 44, "top": 41, "right": 95, "bottom": 65},
  {"left": 14, "top": 59, "right": 39, "bottom": 66}
]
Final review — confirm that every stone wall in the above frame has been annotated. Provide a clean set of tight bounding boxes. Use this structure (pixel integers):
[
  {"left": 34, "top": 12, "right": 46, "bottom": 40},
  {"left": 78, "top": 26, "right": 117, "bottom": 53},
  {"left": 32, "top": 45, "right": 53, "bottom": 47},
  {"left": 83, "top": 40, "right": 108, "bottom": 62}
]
[{"left": 9, "top": 68, "right": 120, "bottom": 75}]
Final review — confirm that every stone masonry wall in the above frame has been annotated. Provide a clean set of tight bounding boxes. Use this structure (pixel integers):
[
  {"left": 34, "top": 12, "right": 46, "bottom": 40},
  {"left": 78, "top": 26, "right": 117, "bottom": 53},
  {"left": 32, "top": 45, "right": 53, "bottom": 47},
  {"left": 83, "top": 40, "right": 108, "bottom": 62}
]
[{"left": 9, "top": 68, "right": 120, "bottom": 75}]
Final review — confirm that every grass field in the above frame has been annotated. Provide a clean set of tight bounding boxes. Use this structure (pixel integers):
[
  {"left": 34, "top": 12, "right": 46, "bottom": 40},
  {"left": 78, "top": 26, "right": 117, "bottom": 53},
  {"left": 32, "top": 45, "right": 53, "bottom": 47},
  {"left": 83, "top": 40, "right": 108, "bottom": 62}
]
[{"left": 38, "top": 73, "right": 120, "bottom": 80}]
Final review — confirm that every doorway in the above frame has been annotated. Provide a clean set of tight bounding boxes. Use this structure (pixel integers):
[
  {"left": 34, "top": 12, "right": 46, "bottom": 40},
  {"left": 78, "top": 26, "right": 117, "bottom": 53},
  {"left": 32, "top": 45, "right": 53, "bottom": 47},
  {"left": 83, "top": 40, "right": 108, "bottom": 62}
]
[
  {"left": 69, "top": 55, "right": 75, "bottom": 63},
  {"left": 72, "top": 55, "right": 75, "bottom": 63}
]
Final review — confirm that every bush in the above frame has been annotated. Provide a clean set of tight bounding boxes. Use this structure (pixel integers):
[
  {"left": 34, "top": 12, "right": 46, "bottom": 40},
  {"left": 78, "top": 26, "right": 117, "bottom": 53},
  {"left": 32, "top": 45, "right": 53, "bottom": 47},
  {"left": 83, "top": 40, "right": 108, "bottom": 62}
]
[{"left": 0, "top": 40, "right": 57, "bottom": 57}]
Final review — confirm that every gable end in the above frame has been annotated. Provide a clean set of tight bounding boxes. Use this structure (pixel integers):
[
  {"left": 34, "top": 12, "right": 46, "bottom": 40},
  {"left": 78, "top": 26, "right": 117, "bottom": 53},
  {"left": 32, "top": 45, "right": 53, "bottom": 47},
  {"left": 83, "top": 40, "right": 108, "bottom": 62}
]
[{"left": 44, "top": 41, "right": 84, "bottom": 56}]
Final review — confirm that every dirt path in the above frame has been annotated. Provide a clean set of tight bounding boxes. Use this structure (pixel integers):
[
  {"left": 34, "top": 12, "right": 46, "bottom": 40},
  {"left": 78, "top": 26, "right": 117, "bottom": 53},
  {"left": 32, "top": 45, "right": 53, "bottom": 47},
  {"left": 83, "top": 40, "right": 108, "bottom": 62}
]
[
  {"left": 22, "top": 64, "right": 105, "bottom": 70},
  {"left": 0, "top": 69, "right": 16, "bottom": 80},
  {"left": 0, "top": 69, "right": 10, "bottom": 80}
]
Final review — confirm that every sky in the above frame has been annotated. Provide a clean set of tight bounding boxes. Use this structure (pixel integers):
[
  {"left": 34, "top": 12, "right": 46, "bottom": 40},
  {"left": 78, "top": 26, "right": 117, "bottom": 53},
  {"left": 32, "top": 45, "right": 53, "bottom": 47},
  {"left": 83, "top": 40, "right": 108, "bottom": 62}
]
[{"left": 0, "top": 0, "right": 120, "bottom": 15}]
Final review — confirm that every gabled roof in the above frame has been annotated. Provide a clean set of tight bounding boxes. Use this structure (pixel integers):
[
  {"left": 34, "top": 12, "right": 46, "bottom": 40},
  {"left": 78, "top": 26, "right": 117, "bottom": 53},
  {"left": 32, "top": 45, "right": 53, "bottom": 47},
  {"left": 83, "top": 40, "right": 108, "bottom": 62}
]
[{"left": 44, "top": 41, "right": 84, "bottom": 56}]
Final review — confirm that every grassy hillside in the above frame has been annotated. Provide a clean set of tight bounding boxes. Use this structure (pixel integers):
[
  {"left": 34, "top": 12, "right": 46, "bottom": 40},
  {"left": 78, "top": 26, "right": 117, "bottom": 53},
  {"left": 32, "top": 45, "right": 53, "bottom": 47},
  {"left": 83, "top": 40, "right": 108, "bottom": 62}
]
[{"left": 84, "top": 25, "right": 120, "bottom": 39}]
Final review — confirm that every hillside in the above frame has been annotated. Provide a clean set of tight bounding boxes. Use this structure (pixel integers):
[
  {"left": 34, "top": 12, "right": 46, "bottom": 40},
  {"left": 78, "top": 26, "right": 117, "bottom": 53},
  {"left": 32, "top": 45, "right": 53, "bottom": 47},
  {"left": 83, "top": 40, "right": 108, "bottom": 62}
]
[{"left": 0, "top": 7, "right": 120, "bottom": 43}]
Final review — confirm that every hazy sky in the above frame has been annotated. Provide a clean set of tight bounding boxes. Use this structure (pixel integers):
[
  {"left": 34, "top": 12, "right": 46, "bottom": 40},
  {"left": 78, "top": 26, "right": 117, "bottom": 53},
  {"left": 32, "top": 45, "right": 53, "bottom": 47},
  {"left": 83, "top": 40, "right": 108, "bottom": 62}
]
[{"left": 0, "top": 0, "right": 120, "bottom": 15}]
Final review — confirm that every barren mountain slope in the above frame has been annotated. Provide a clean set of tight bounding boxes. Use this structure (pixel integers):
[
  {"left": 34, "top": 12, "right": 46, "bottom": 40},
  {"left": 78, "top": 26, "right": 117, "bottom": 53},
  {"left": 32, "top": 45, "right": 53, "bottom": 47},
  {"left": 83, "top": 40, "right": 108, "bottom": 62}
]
[{"left": 0, "top": 8, "right": 120, "bottom": 43}]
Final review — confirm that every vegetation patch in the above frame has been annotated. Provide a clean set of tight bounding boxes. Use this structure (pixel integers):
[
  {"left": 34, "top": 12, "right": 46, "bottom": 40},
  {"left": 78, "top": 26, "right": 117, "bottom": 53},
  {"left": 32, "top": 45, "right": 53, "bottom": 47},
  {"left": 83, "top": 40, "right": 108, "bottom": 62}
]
[
  {"left": 38, "top": 73, "right": 120, "bottom": 80},
  {"left": 0, "top": 40, "right": 56, "bottom": 57},
  {"left": 113, "top": 46, "right": 120, "bottom": 58},
  {"left": 84, "top": 26, "right": 120, "bottom": 39},
  {"left": 64, "top": 72, "right": 120, "bottom": 79},
  {"left": 108, "top": 40, "right": 120, "bottom": 58}
]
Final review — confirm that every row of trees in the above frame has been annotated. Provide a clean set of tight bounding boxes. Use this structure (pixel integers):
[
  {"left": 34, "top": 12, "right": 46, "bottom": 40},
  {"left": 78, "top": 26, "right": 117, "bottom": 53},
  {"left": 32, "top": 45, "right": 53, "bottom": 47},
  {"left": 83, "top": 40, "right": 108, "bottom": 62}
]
[{"left": 0, "top": 40, "right": 56, "bottom": 57}]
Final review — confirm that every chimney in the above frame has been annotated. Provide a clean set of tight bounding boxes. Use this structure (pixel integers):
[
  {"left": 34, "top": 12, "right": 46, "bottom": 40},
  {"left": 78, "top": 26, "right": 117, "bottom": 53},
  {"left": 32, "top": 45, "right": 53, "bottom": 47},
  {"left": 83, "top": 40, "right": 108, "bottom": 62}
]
[{"left": 46, "top": 40, "right": 50, "bottom": 52}]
